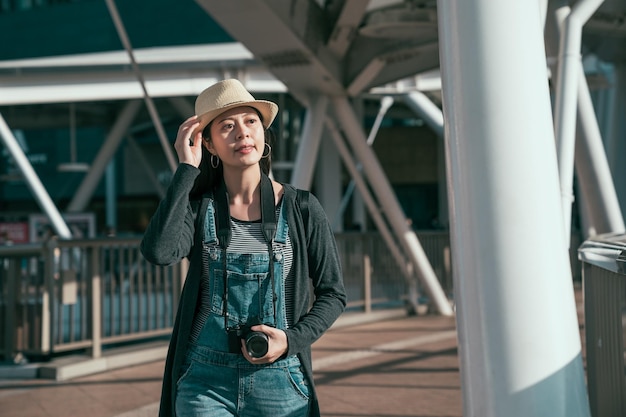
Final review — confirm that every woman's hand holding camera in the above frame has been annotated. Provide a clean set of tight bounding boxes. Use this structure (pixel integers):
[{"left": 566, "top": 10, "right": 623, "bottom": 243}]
[
  {"left": 174, "top": 115, "right": 204, "bottom": 168},
  {"left": 241, "top": 325, "right": 288, "bottom": 364}
]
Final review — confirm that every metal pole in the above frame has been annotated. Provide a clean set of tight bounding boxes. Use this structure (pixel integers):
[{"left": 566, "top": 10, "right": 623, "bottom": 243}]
[
  {"left": 437, "top": 0, "right": 590, "bottom": 415},
  {"left": 105, "top": 0, "right": 178, "bottom": 172},
  {"left": 334, "top": 96, "right": 393, "bottom": 228},
  {"left": 325, "top": 116, "right": 412, "bottom": 280},
  {"left": 363, "top": 255, "right": 372, "bottom": 314},
  {"left": 554, "top": 0, "right": 605, "bottom": 242},
  {"left": 290, "top": 95, "right": 328, "bottom": 189},
  {"left": 403, "top": 91, "right": 444, "bottom": 138},
  {"left": 4, "top": 259, "right": 17, "bottom": 360},
  {"left": 332, "top": 97, "right": 452, "bottom": 316},
  {"left": 89, "top": 247, "right": 102, "bottom": 359},
  {"left": 574, "top": 63, "right": 625, "bottom": 235},
  {"left": 41, "top": 237, "right": 57, "bottom": 353},
  {"left": 365, "top": 96, "right": 394, "bottom": 143},
  {"left": 549, "top": 0, "right": 622, "bottom": 238},
  {"left": 0, "top": 114, "right": 72, "bottom": 239},
  {"left": 326, "top": 113, "right": 420, "bottom": 312},
  {"left": 105, "top": 158, "right": 117, "bottom": 231}
]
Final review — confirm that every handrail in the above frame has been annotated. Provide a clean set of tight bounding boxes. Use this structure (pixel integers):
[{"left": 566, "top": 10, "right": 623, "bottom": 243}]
[
  {"left": 0, "top": 236, "right": 183, "bottom": 361},
  {"left": 1, "top": 231, "right": 451, "bottom": 362}
]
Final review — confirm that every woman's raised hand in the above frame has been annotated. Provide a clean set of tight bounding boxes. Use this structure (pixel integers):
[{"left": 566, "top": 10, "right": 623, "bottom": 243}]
[{"left": 174, "top": 115, "right": 204, "bottom": 168}]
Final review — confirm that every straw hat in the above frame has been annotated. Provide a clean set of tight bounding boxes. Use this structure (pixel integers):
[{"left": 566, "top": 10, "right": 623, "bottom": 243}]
[{"left": 194, "top": 79, "right": 279, "bottom": 135}]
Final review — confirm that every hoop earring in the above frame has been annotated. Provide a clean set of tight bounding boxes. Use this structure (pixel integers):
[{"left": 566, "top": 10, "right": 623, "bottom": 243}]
[
  {"left": 262, "top": 143, "right": 272, "bottom": 159},
  {"left": 210, "top": 154, "right": 220, "bottom": 168}
]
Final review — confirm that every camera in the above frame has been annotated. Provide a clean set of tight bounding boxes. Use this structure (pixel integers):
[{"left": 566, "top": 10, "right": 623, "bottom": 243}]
[{"left": 227, "top": 320, "right": 270, "bottom": 358}]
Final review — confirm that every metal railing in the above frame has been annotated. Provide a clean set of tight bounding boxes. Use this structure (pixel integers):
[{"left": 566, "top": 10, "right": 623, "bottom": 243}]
[
  {"left": 0, "top": 232, "right": 452, "bottom": 362},
  {"left": 578, "top": 234, "right": 626, "bottom": 417},
  {"left": 335, "top": 231, "right": 453, "bottom": 311},
  {"left": 0, "top": 237, "right": 185, "bottom": 361}
]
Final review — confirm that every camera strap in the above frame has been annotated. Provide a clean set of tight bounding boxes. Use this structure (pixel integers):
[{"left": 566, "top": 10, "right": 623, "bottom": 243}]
[{"left": 214, "top": 170, "right": 277, "bottom": 331}]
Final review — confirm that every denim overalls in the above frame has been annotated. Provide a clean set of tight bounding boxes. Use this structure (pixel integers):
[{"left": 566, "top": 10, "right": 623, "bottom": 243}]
[{"left": 175, "top": 196, "right": 310, "bottom": 417}]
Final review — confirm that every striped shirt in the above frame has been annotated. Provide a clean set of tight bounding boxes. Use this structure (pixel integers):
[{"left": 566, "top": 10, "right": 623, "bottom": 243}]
[{"left": 189, "top": 204, "right": 294, "bottom": 343}]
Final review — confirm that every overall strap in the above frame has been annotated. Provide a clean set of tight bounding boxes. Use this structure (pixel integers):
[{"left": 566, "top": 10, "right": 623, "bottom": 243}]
[
  {"left": 194, "top": 196, "right": 210, "bottom": 246},
  {"left": 213, "top": 171, "right": 278, "bottom": 330},
  {"left": 259, "top": 172, "right": 277, "bottom": 323},
  {"left": 296, "top": 189, "right": 310, "bottom": 233},
  {"left": 214, "top": 172, "right": 277, "bottom": 247},
  {"left": 214, "top": 179, "right": 231, "bottom": 329},
  {"left": 260, "top": 172, "right": 277, "bottom": 243},
  {"left": 214, "top": 179, "right": 231, "bottom": 250}
]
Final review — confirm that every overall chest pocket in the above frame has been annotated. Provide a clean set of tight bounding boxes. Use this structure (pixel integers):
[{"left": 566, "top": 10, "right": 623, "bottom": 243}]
[{"left": 210, "top": 269, "right": 274, "bottom": 326}]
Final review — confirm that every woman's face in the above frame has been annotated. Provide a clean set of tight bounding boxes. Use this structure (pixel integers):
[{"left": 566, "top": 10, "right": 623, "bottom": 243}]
[{"left": 205, "top": 106, "right": 265, "bottom": 170}]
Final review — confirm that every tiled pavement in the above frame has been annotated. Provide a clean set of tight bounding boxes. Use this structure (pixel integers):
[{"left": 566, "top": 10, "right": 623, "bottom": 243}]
[
  {"left": 0, "top": 311, "right": 462, "bottom": 417},
  {"left": 0, "top": 284, "right": 587, "bottom": 417},
  {"left": 313, "top": 315, "right": 461, "bottom": 417}
]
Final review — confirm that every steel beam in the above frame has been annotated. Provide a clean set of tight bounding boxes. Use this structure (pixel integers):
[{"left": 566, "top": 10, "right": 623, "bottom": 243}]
[
  {"left": 554, "top": 0, "right": 605, "bottom": 241},
  {"left": 332, "top": 96, "right": 452, "bottom": 316},
  {"left": 0, "top": 114, "right": 72, "bottom": 238},
  {"left": 290, "top": 96, "right": 328, "bottom": 190}
]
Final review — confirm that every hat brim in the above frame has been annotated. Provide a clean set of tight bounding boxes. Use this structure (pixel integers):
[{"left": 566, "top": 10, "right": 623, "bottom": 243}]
[{"left": 195, "top": 100, "right": 278, "bottom": 138}]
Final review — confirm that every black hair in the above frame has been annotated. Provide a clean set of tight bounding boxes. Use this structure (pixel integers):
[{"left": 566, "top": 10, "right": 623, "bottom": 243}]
[{"left": 188, "top": 109, "right": 275, "bottom": 199}]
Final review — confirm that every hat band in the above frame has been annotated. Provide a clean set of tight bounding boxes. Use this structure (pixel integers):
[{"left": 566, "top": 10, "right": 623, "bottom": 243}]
[{"left": 220, "top": 99, "right": 249, "bottom": 108}]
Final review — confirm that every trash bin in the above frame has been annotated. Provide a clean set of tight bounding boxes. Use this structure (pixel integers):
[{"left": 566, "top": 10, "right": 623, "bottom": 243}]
[{"left": 578, "top": 233, "right": 626, "bottom": 417}]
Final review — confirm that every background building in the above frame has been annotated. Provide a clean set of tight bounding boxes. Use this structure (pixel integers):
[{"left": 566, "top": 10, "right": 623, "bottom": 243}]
[{"left": 0, "top": 0, "right": 454, "bottom": 240}]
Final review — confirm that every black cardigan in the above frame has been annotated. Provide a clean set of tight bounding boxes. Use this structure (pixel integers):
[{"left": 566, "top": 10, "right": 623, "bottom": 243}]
[{"left": 140, "top": 163, "right": 347, "bottom": 417}]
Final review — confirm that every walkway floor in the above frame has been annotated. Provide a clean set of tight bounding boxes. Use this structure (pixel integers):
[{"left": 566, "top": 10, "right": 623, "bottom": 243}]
[
  {"left": 0, "top": 283, "right": 586, "bottom": 417},
  {"left": 0, "top": 312, "right": 461, "bottom": 417}
]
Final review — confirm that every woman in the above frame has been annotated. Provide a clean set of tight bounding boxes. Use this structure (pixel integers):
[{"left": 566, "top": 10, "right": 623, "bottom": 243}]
[{"left": 141, "top": 79, "right": 346, "bottom": 417}]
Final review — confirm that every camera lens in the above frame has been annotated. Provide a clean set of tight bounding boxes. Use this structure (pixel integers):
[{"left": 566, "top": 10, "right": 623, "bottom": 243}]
[{"left": 245, "top": 331, "right": 269, "bottom": 358}]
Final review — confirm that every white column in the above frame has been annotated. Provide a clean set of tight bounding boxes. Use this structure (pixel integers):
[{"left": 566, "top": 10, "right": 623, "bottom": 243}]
[
  {"left": 350, "top": 97, "right": 367, "bottom": 231},
  {"left": 315, "top": 132, "right": 342, "bottom": 231},
  {"left": 437, "top": 0, "right": 590, "bottom": 415},
  {"left": 290, "top": 95, "right": 328, "bottom": 190},
  {"left": 351, "top": 189, "right": 366, "bottom": 231}
]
